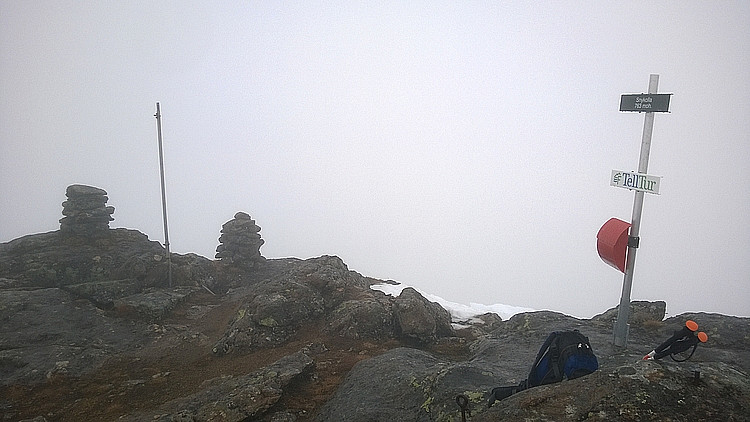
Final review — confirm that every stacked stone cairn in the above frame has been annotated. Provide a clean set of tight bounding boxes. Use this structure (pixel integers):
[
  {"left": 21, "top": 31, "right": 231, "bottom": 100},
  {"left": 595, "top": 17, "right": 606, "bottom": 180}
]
[
  {"left": 59, "top": 184, "right": 115, "bottom": 237},
  {"left": 215, "top": 212, "right": 265, "bottom": 267}
]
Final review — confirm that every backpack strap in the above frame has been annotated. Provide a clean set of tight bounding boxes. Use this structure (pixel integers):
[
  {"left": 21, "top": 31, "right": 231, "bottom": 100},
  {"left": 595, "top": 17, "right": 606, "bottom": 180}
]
[
  {"left": 528, "top": 332, "right": 559, "bottom": 386},
  {"left": 487, "top": 380, "right": 529, "bottom": 408},
  {"left": 531, "top": 332, "right": 557, "bottom": 368},
  {"left": 549, "top": 338, "right": 562, "bottom": 382}
]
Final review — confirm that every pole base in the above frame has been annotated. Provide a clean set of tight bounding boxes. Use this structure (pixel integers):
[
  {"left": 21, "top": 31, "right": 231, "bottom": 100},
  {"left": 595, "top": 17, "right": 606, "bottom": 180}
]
[{"left": 613, "top": 321, "right": 630, "bottom": 348}]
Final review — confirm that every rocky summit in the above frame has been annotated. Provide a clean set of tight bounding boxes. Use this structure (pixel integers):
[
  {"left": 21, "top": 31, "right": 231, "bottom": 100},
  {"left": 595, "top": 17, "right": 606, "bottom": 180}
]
[{"left": 0, "top": 186, "right": 748, "bottom": 421}]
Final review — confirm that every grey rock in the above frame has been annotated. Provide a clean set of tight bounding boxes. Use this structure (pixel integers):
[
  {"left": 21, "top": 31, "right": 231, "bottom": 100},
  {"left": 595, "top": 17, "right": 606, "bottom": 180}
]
[
  {"left": 324, "top": 297, "right": 394, "bottom": 340},
  {"left": 66, "top": 184, "right": 107, "bottom": 197},
  {"left": 125, "top": 350, "right": 314, "bottom": 422},
  {"left": 63, "top": 278, "right": 141, "bottom": 309},
  {"left": 0, "top": 228, "right": 212, "bottom": 290},
  {"left": 393, "top": 287, "right": 454, "bottom": 343},
  {"left": 113, "top": 287, "right": 199, "bottom": 321},
  {"left": 0, "top": 287, "right": 148, "bottom": 385},
  {"left": 315, "top": 348, "right": 443, "bottom": 422},
  {"left": 472, "top": 359, "right": 750, "bottom": 421},
  {"left": 187, "top": 350, "right": 313, "bottom": 421},
  {"left": 212, "top": 280, "right": 326, "bottom": 353},
  {"left": 591, "top": 300, "right": 667, "bottom": 326},
  {"left": 212, "top": 257, "right": 456, "bottom": 355}
]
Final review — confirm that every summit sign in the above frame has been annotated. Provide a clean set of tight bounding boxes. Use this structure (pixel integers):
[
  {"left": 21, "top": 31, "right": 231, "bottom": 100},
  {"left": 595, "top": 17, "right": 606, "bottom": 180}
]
[
  {"left": 619, "top": 93, "right": 671, "bottom": 112},
  {"left": 610, "top": 170, "right": 661, "bottom": 194}
]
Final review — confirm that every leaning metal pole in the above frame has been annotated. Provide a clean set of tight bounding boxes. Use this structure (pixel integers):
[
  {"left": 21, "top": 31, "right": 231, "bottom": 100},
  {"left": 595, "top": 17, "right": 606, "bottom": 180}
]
[
  {"left": 155, "top": 102, "right": 173, "bottom": 288},
  {"left": 613, "top": 74, "right": 659, "bottom": 348}
]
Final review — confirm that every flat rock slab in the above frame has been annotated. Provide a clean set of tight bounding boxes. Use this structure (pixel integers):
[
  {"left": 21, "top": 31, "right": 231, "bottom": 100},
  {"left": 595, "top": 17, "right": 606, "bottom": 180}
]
[
  {"left": 123, "top": 350, "right": 314, "bottom": 422},
  {"left": 0, "top": 288, "right": 147, "bottom": 385},
  {"left": 114, "top": 287, "right": 199, "bottom": 320}
]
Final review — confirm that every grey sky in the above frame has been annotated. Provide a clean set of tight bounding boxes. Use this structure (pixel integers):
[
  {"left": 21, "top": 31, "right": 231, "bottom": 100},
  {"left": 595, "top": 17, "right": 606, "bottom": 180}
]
[{"left": 2, "top": 2, "right": 748, "bottom": 318}]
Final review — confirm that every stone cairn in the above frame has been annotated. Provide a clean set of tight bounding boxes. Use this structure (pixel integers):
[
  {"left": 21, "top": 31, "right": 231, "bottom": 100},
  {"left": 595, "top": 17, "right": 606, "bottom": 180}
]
[
  {"left": 59, "top": 184, "right": 115, "bottom": 237},
  {"left": 215, "top": 212, "right": 265, "bottom": 267}
]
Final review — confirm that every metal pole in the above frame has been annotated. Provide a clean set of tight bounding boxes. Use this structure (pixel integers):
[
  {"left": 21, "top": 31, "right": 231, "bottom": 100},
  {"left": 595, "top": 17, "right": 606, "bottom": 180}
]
[
  {"left": 613, "top": 74, "right": 659, "bottom": 347},
  {"left": 155, "top": 102, "right": 173, "bottom": 288}
]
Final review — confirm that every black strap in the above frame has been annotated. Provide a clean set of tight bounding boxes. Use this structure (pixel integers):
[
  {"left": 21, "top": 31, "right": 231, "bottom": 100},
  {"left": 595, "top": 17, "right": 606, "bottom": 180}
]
[{"left": 670, "top": 343, "right": 698, "bottom": 362}]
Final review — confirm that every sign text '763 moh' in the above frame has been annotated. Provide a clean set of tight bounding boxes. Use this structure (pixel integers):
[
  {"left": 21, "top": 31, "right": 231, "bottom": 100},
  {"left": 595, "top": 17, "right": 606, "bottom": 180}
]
[{"left": 619, "top": 93, "right": 671, "bottom": 113}]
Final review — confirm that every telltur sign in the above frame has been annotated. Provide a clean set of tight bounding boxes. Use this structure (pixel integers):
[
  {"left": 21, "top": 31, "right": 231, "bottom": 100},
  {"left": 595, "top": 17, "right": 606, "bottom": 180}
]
[{"left": 610, "top": 170, "right": 661, "bottom": 194}]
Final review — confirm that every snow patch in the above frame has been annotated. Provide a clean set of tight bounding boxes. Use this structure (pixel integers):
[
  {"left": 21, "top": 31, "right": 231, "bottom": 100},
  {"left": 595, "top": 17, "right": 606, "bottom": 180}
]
[{"left": 371, "top": 282, "right": 537, "bottom": 322}]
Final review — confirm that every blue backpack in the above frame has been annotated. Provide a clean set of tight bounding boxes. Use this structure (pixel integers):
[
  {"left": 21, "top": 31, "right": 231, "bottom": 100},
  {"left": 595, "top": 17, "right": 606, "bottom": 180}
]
[
  {"left": 488, "top": 330, "right": 598, "bottom": 407},
  {"left": 527, "top": 330, "right": 599, "bottom": 387}
]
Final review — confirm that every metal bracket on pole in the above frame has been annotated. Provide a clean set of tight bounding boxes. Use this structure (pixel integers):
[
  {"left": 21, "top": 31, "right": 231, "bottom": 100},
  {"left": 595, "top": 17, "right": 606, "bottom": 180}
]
[{"left": 613, "top": 74, "right": 660, "bottom": 348}]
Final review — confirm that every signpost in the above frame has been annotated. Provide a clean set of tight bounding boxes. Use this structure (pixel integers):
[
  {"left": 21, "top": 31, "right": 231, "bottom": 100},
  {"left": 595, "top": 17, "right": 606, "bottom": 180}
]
[
  {"left": 611, "top": 75, "right": 670, "bottom": 348},
  {"left": 610, "top": 170, "right": 662, "bottom": 195}
]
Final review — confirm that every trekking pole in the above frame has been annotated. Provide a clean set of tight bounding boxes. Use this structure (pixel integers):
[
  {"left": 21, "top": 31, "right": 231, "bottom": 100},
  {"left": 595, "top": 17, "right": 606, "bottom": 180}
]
[
  {"left": 643, "top": 320, "right": 708, "bottom": 361},
  {"left": 663, "top": 332, "right": 706, "bottom": 362}
]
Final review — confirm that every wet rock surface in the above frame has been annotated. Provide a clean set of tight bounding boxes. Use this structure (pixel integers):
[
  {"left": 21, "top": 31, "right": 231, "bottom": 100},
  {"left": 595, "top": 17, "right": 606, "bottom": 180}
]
[
  {"left": 0, "top": 287, "right": 147, "bottom": 385},
  {"left": 122, "top": 350, "right": 316, "bottom": 422},
  {"left": 0, "top": 224, "right": 463, "bottom": 421},
  {"left": 0, "top": 229, "right": 212, "bottom": 290},
  {"left": 320, "top": 310, "right": 750, "bottom": 421}
]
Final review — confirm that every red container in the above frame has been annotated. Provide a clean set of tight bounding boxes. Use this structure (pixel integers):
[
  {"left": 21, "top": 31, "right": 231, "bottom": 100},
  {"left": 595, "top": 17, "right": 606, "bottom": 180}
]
[{"left": 597, "top": 218, "right": 631, "bottom": 273}]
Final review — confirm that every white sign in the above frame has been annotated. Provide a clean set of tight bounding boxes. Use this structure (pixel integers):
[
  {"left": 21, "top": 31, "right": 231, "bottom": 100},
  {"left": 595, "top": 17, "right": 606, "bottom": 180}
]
[{"left": 610, "top": 170, "right": 661, "bottom": 194}]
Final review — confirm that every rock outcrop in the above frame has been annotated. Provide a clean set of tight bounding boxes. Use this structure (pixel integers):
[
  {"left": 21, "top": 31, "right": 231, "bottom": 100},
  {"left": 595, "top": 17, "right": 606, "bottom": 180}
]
[
  {"left": 0, "top": 287, "right": 150, "bottom": 385},
  {"left": 393, "top": 287, "right": 454, "bottom": 343},
  {"left": 591, "top": 300, "right": 667, "bottom": 326},
  {"left": 123, "top": 350, "right": 315, "bottom": 422},
  {"left": 318, "top": 311, "right": 750, "bottom": 421},
  {"left": 211, "top": 256, "right": 453, "bottom": 355},
  {"left": 0, "top": 228, "right": 212, "bottom": 292},
  {"left": 0, "top": 185, "right": 215, "bottom": 297}
]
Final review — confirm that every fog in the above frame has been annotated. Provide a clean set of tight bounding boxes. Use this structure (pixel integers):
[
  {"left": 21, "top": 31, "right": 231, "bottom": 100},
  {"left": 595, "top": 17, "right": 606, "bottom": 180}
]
[{"left": 2, "top": 2, "right": 748, "bottom": 318}]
